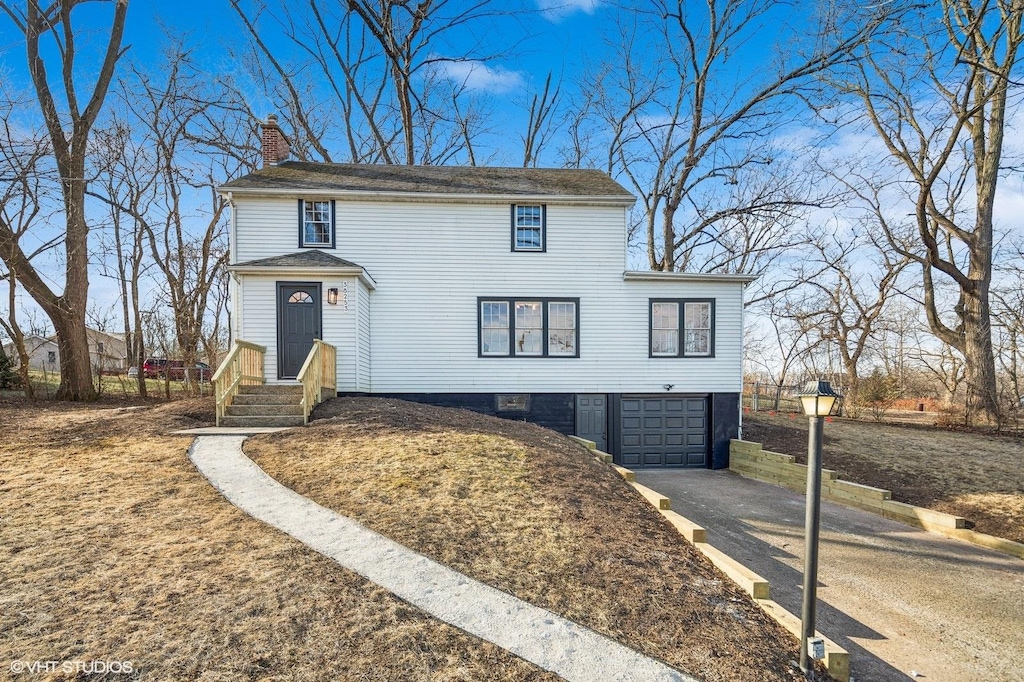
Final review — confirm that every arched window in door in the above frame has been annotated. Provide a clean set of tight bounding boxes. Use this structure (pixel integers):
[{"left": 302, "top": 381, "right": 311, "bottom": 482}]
[{"left": 287, "top": 291, "right": 313, "bottom": 304}]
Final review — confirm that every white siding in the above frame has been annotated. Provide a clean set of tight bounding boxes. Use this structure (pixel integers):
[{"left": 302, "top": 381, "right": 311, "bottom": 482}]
[
  {"left": 237, "top": 274, "right": 362, "bottom": 388},
  {"left": 233, "top": 196, "right": 746, "bottom": 393},
  {"left": 356, "top": 280, "right": 371, "bottom": 391}
]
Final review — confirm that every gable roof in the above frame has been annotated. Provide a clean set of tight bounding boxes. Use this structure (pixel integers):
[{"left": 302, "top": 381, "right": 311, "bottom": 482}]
[
  {"left": 233, "top": 251, "right": 364, "bottom": 269},
  {"left": 219, "top": 162, "right": 635, "bottom": 204},
  {"left": 230, "top": 250, "right": 376, "bottom": 289}
]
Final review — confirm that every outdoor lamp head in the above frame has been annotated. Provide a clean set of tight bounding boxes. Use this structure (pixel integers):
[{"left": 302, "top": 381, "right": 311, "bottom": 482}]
[
  {"left": 797, "top": 380, "right": 840, "bottom": 417},
  {"left": 327, "top": 287, "right": 339, "bottom": 305}
]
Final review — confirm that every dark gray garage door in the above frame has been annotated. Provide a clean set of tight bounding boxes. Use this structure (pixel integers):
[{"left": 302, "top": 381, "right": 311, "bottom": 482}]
[{"left": 620, "top": 396, "right": 708, "bottom": 467}]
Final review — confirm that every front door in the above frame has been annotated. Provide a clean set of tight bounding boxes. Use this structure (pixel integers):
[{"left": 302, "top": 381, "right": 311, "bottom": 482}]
[
  {"left": 576, "top": 394, "right": 608, "bottom": 452},
  {"left": 277, "top": 282, "right": 321, "bottom": 379}
]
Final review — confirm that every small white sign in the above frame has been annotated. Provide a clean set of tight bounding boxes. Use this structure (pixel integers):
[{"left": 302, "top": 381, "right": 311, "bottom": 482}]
[{"left": 808, "top": 637, "right": 825, "bottom": 660}]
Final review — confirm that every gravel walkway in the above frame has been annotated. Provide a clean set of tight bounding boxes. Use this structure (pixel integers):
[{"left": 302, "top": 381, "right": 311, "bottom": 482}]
[{"left": 189, "top": 436, "right": 693, "bottom": 682}]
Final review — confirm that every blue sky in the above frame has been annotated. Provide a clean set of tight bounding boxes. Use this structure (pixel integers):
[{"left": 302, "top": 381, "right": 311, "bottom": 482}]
[
  {"left": 2, "top": 0, "right": 1021, "bottom": 377},
  {"left": 0, "top": 0, "right": 631, "bottom": 332}
]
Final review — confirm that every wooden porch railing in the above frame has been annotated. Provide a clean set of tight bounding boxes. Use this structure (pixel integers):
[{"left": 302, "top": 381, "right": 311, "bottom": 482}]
[
  {"left": 213, "top": 340, "right": 267, "bottom": 426},
  {"left": 297, "top": 339, "right": 337, "bottom": 424}
]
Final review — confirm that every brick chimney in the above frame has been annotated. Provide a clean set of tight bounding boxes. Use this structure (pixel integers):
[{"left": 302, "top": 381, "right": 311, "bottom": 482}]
[{"left": 260, "top": 114, "right": 291, "bottom": 168}]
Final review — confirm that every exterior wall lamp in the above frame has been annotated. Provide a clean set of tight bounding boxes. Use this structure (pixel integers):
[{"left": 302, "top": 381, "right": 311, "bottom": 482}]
[
  {"left": 327, "top": 287, "right": 339, "bottom": 305},
  {"left": 795, "top": 379, "right": 841, "bottom": 677}
]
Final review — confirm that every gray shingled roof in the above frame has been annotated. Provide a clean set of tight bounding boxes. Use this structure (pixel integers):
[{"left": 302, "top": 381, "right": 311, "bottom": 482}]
[
  {"left": 232, "top": 251, "right": 364, "bottom": 269},
  {"left": 220, "top": 162, "right": 634, "bottom": 199}
]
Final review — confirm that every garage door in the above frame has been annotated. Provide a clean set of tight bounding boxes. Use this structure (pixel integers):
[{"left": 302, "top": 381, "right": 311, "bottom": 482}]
[{"left": 620, "top": 396, "right": 708, "bottom": 467}]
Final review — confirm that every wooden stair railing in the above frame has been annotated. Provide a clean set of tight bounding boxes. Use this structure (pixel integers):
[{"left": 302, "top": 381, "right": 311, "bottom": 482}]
[
  {"left": 297, "top": 339, "right": 337, "bottom": 424},
  {"left": 213, "top": 340, "right": 267, "bottom": 426}
]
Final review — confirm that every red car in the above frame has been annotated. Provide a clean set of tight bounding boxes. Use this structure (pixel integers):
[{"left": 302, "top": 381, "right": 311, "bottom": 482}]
[{"left": 142, "top": 357, "right": 167, "bottom": 378}]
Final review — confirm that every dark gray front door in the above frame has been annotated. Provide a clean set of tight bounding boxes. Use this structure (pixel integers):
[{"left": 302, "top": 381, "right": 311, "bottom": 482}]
[
  {"left": 277, "top": 282, "right": 321, "bottom": 379},
  {"left": 620, "top": 395, "right": 708, "bottom": 467},
  {"left": 575, "top": 394, "right": 608, "bottom": 452}
]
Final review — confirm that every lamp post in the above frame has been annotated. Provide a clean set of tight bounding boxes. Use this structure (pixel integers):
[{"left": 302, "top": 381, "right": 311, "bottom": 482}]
[{"left": 796, "top": 379, "right": 840, "bottom": 677}]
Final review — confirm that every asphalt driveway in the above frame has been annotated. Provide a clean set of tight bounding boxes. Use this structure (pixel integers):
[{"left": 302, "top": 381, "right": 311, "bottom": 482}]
[{"left": 635, "top": 469, "right": 1024, "bottom": 682}]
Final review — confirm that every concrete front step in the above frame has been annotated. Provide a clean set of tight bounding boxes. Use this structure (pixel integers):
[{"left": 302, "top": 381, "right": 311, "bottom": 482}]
[
  {"left": 232, "top": 393, "right": 303, "bottom": 406},
  {"left": 220, "top": 415, "right": 305, "bottom": 428},
  {"left": 225, "top": 404, "right": 304, "bottom": 417}
]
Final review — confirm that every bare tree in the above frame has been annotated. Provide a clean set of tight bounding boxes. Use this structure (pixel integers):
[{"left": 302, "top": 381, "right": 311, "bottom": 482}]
[
  {"left": 581, "top": 0, "right": 896, "bottom": 274},
  {"left": 229, "top": 0, "right": 511, "bottom": 165},
  {"left": 92, "top": 120, "right": 155, "bottom": 397},
  {"left": 521, "top": 73, "right": 561, "bottom": 168},
  {"left": 797, "top": 228, "right": 910, "bottom": 412},
  {"left": 0, "top": 0, "right": 128, "bottom": 400},
  {"left": 0, "top": 269, "right": 35, "bottom": 399},
  {"left": 992, "top": 242, "right": 1024, "bottom": 421},
  {"left": 92, "top": 47, "right": 238, "bottom": 395},
  {"left": 829, "top": 0, "right": 1023, "bottom": 423},
  {"left": 0, "top": 88, "right": 63, "bottom": 399},
  {"left": 746, "top": 292, "right": 824, "bottom": 408}
]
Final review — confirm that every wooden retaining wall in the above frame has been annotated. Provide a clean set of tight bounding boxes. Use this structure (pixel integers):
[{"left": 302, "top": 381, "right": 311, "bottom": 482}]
[
  {"left": 731, "top": 439, "right": 1024, "bottom": 560},
  {"left": 569, "top": 436, "right": 850, "bottom": 682}
]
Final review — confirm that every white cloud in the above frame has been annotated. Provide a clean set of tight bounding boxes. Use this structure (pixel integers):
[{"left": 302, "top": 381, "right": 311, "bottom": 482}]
[
  {"left": 536, "top": 0, "right": 600, "bottom": 21},
  {"left": 433, "top": 61, "right": 525, "bottom": 94}
]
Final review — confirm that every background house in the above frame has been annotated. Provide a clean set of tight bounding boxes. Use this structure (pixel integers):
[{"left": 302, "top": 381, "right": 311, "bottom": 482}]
[{"left": 2, "top": 328, "right": 128, "bottom": 374}]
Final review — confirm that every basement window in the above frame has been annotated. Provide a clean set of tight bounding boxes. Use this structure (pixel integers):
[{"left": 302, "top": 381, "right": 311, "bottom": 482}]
[{"left": 496, "top": 394, "right": 531, "bottom": 412}]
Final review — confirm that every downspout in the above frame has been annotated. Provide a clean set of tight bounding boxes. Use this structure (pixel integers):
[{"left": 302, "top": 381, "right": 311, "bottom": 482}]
[
  {"left": 738, "top": 281, "right": 746, "bottom": 442},
  {"left": 226, "top": 191, "right": 239, "bottom": 347}
]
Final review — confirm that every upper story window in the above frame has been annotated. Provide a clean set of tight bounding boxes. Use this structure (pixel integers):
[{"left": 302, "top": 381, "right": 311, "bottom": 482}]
[
  {"left": 650, "top": 299, "right": 715, "bottom": 358},
  {"left": 512, "top": 204, "right": 545, "bottom": 252},
  {"left": 299, "top": 199, "right": 335, "bottom": 248},
  {"left": 479, "top": 297, "right": 579, "bottom": 357}
]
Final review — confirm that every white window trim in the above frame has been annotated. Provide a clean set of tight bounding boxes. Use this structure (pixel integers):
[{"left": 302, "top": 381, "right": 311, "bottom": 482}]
[
  {"left": 511, "top": 204, "right": 546, "bottom": 252},
  {"left": 300, "top": 199, "right": 336, "bottom": 248}
]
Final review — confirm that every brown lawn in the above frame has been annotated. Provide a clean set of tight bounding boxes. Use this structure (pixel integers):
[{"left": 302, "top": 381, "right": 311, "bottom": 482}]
[
  {"left": 246, "top": 397, "right": 810, "bottom": 682},
  {"left": 742, "top": 412, "right": 1024, "bottom": 544},
  {"left": 0, "top": 397, "right": 556, "bottom": 681}
]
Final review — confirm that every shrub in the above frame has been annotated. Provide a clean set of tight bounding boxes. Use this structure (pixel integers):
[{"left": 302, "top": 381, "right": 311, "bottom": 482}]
[
  {"left": 0, "top": 345, "right": 19, "bottom": 390},
  {"left": 859, "top": 369, "right": 902, "bottom": 422}
]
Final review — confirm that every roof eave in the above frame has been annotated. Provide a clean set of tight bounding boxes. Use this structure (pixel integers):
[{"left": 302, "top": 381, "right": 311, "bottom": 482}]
[
  {"left": 216, "top": 185, "right": 636, "bottom": 207},
  {"left": 623, "top": 271, "right": 760, "bottom": 284},
  {"left": 229, "top": 264, "right": 377, "bottom": 290}
]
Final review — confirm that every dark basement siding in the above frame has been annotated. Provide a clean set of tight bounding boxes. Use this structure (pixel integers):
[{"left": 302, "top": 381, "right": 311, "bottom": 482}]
[{"left": 337, "top": 392, "right": 576, "bottom": 436}]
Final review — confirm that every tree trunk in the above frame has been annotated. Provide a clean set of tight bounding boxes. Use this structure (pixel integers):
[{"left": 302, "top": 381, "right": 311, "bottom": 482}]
[
  {"left": 962, "top": 285, "right": 1000, "bottom": 424},
  {"left": 51, "top": 312, "right": 95, "bottom": 401}
]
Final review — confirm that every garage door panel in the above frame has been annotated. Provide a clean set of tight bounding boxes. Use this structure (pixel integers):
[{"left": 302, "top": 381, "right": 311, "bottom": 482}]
[
  {"left": 665, "top": 452, "right": 684, "bottom": 466},
  {"left": 620, "top": 394, "right": 708, "bottom": 468}
]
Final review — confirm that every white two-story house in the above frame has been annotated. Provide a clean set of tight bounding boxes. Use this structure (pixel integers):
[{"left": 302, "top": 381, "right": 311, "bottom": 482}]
[{"left": 217, "top": 117, "right": 755, "bottom": 468}]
